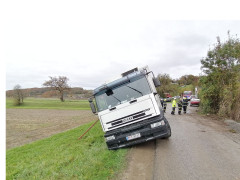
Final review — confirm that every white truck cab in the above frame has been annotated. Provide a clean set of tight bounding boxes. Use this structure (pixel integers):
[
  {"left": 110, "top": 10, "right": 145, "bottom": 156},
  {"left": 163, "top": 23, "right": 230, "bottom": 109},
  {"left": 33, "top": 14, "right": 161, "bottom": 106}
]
[{"left": 89, "top": 66, "right": 171, "bottom": 150}]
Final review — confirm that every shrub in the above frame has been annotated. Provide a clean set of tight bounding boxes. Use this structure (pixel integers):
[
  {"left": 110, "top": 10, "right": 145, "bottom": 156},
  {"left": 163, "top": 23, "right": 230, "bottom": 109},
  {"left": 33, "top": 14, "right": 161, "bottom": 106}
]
[{"left": 200, "top": 32, "right": 240, "bottom": 121}]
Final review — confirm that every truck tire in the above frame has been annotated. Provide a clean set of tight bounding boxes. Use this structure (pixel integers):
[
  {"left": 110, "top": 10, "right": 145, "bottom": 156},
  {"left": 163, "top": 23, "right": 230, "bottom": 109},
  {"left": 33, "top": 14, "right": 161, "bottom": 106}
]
[
  {"left": 164, "top": 125, "right": 171, "bottom": 139},
  {"left": 162, "top": 119, "right": 171, "bottom": 139}
]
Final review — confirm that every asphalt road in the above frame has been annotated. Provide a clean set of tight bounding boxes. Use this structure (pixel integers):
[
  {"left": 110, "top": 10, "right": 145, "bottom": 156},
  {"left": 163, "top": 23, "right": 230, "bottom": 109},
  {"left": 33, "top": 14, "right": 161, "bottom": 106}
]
[
  {"left": 154, "top": 106, "right": 240, "bottom": 180},
  {"left": 118, "top": 105, "right": 240, "bottom": 180}
]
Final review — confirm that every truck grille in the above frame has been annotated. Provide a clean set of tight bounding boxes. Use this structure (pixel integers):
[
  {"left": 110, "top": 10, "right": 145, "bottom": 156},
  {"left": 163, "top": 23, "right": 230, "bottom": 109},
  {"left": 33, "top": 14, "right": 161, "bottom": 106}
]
[{"left": 107, "top": 108, "right": 152, "bottom": 130}]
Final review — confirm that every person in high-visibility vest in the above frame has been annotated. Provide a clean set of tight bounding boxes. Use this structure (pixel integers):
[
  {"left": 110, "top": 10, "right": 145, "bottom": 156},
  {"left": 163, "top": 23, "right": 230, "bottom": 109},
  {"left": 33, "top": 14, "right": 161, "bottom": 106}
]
[
  {"left": 178, "top": 99, "right": 183, "bottom": 115},
  {"left": 171, "top": 98, "right": 177, "bottom": 115},
  {"left": 163, "top": 98, "right": 167, "bottom": 113},
  {"left": 182, "top": 97, "right": 188, "bottom": 114}
]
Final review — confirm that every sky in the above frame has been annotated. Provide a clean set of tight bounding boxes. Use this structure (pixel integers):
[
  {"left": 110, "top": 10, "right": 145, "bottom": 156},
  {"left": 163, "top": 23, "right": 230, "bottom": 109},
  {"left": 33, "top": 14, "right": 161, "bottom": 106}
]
[{"left": 2, "top": 1, "right": 240, "bottom": 90}]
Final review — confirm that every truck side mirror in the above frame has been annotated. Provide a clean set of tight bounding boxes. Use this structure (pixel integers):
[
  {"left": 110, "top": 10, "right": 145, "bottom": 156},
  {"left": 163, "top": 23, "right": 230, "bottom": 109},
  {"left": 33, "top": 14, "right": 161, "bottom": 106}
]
[
  {"left": 153, "top": 78, "right": 161, "bottom": 87},
  {"left": 88, "top": 98, "right": 97, "bottom": 114}
]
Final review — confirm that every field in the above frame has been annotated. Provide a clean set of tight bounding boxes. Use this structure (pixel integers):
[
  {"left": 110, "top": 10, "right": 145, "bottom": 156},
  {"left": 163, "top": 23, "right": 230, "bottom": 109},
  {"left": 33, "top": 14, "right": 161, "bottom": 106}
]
[
  {"left": 6, "top": 109, "right": 97, "bottom": 149},
  {"left": 6, "top": 97, "right": 95, "bottom": 149},
  {"left": 6, "top": 97, "right": 90, "bottom": 110},
  {"left": 6, "top": 98, "right": 128, "bottom": 179}
]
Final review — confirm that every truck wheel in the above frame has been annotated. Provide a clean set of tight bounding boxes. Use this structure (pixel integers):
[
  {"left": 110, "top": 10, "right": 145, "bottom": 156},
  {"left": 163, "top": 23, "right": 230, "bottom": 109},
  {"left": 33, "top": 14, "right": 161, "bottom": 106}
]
[
  {"left": 162, "top": 122, "right": 171, "bottom": 139},
  {"left": 165, "top": 125, "right": 171, "bottom": 138}
]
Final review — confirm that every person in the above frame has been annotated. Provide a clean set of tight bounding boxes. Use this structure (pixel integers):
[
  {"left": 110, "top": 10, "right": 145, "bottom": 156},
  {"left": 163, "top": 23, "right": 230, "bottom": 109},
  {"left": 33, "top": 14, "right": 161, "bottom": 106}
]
[
  {"left": 160, "top": 98, "right": 164, "bottom": 108},
  {"left": 182, "top": 97, "right": 188, "bottom": 114},
  {"left": 178, "top": 98, "right": 183, "bottom": 115},
  {"left": 171, "top": 98, "right": 177, "bottom": 115},
  {"left": 163, "top": 98, "right": 167, "bottom": 113}
]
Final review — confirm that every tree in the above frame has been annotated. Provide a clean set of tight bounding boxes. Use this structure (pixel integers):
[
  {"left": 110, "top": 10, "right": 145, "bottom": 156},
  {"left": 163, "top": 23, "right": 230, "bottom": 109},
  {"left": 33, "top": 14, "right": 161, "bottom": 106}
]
[
  {"left": 200, "top": 32, "right": 240, "bottom": 120},
  {"left": 13, "top": 84, "right": 24, "bottom": 106},
  {"left": 43, "top": 76, "right": 70, "bottom": 102},
  {"left": 157, "top": 73, "right": 179, "bottom": 97},
  {"left": 178, "top": 75, "right": 199, "bottom": 86}
]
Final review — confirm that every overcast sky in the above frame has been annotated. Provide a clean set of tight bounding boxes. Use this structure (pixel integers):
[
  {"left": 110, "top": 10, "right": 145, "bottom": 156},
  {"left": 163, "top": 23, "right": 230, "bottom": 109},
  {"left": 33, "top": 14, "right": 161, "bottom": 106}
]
[{"left": 2, "top": 1, "right": 240, "bottom": 90}]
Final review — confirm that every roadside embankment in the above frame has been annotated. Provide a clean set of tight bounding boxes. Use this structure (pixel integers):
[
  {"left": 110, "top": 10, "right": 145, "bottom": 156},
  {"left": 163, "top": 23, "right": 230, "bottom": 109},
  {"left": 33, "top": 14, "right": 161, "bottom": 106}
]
[{"left": 224, "top": 119, "right": 240, "bottom": 133}]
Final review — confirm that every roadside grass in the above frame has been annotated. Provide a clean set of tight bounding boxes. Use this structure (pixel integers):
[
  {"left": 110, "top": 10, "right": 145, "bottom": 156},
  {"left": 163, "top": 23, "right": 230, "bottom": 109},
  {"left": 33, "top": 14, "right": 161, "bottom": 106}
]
[
  {"left": 6, "top": 121, "right": 128, "bottom": 180},
  {"left": 6, "top": 98, "right": 90, "bottom": 110}
]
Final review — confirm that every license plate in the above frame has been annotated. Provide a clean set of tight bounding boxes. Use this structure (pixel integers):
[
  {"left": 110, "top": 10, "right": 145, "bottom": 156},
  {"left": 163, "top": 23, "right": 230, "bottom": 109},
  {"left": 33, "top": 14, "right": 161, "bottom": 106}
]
[{"left": 126, "top": 133, "right": 141, "bottom": 141}]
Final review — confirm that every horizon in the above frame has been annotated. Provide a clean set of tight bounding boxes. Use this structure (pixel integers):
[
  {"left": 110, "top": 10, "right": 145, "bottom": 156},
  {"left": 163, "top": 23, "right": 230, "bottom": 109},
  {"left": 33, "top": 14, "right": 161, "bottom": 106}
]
[{"left": 6, "top": 72, "right": 200, "bottom": 91}]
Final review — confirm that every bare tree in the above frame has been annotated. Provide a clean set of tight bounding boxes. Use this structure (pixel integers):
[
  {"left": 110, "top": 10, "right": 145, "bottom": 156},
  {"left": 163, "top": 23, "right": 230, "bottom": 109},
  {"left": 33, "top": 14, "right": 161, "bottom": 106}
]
[
  {"left": 43, "top": 76, "right": 70, "bottom": 102},
  {"left": 13, "top": 84, "right": 24, "bottom": 105}
]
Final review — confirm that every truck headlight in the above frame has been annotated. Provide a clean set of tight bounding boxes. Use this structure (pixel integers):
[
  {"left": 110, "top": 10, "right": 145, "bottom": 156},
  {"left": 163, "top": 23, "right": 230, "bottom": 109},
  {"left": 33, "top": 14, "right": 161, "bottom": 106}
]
[
  {"left": 105, "top": 135, "right": 115, "bottom": 141},
  {"left": 151, "top": 120, "right": 165, "bottom": 128}
]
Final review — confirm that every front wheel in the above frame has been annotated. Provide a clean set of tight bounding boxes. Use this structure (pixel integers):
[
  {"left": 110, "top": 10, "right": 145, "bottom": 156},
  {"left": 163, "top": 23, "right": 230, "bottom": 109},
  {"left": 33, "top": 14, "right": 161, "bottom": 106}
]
[{"left": 162, "top": 121, "right": 171, "bottom": 139}]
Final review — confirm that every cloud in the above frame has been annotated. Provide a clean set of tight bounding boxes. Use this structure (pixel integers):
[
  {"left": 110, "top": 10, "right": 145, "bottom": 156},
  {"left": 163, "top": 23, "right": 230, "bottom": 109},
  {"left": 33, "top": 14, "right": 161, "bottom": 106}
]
[{"left": 4, "top": 18, "right": 240, "bottom": 90}]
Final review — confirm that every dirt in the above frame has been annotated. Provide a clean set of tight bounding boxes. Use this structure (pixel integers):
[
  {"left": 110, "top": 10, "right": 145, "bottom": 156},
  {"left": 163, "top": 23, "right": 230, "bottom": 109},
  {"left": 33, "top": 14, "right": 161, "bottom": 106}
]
[
  {"left": 6, "top": 109, "right": 97, "bottom": 149},
  {"left": 117, "top": 105, "right": 240, "bottom": 180},
  {"left": 116, "top": 141, "right": 155, "bottom": 180}
]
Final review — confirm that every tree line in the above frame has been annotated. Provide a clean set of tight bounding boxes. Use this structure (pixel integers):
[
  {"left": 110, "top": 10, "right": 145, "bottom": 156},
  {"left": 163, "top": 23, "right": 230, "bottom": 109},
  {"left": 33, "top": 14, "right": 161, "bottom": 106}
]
[
  {"left": 156, "top": 73, "right": 199, "bottom": 98},
  {"left": 8, "top": 78, "right": 93, "bottom": 105}
]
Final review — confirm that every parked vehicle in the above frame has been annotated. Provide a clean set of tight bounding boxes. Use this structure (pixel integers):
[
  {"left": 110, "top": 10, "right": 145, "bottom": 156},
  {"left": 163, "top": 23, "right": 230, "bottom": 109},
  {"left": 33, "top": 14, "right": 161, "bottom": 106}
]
[
  {"left": 166, "top": 97, "right": 172, "bottom": 102},
  {"left": 183, "top": 91, "right": 192, "bottom": 101},
  {"left": 164, "top": 93, "right": 172, "bottom": 101},
  {"left": 88, "top": 66, "right": 171, "bottom": 150},
  {"left": 174, "top": 96, "right": 180, "bottom": 99},
  {"left": 190, "top": 95, "right": 200, "bottom": 106}
]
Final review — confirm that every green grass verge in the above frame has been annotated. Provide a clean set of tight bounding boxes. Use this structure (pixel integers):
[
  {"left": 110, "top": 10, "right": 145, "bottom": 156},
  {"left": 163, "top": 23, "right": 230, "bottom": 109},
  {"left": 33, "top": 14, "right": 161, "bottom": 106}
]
[
  {"left": 6, "top": 98, "right": 90, "bottom": 110},
  {"left": 6, "top": 121, "right": 128, "bottom": 180}
]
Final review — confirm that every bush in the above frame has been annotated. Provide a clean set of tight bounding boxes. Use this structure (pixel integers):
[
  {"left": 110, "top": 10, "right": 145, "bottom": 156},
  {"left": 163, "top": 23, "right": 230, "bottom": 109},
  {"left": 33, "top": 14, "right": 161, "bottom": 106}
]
[
  {"left": 13, "top": 98, "right": 21, "bottom": 106},
  {"left": 230, "top": 86, "right": 240, "bottom": 122},
  {"left": 200, "top": 32, "right": 240, "bottom": 121}
]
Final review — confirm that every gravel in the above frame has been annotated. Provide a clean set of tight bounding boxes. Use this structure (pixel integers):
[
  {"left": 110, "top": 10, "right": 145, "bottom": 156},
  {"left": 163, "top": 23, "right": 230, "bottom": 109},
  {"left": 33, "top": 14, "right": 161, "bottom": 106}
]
[{"left": 224, "top": 119, "right": 240, "bottom": 133}]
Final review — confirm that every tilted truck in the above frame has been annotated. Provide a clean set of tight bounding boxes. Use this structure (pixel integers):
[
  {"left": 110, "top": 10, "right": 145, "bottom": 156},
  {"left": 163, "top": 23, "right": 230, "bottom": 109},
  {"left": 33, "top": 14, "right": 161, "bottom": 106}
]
[{"left": 88, "top": 66, "right": 171, "bottom": 150}]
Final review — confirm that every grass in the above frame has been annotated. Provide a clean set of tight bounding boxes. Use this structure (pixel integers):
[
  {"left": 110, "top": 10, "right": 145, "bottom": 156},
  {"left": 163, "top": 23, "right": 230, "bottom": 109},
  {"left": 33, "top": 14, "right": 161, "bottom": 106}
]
[
  {"left": 229, "top": 129, "right": 237, "bottom": 133},
  {"left": 6, "top": 98, "right": 90, "bottom": 110},
  {"left": 6, "top": 121, "right": 128, "bottom": 180}
]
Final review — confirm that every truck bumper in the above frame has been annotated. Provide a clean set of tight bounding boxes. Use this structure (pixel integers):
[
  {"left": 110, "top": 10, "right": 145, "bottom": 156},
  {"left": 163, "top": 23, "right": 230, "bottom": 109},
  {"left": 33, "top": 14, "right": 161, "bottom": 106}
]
[{"left": 104, "top": 115, "right": 171, "bottom": 150}]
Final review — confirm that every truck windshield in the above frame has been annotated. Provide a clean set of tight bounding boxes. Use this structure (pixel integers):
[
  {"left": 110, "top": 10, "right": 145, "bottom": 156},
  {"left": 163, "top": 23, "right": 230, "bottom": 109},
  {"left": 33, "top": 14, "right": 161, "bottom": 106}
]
[
  {"left": 184, "top": 91, "right": 192, "bottom": 95},
  {"left": 95, "top": 76, "right": 151, "bottom": 112}
]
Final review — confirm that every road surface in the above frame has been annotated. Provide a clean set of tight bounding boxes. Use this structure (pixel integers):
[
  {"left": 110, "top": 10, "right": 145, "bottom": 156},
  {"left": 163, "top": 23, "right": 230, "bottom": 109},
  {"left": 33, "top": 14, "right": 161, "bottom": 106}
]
[{"left": 117, "top": 105, "right": 240, "bottom": 180}]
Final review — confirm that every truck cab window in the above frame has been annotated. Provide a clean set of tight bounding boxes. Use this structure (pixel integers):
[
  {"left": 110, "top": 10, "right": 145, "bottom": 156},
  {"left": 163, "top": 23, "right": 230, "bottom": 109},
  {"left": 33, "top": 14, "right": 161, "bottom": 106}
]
[{"left": 95, "top": 76, "right": 151, "bottom": 112}]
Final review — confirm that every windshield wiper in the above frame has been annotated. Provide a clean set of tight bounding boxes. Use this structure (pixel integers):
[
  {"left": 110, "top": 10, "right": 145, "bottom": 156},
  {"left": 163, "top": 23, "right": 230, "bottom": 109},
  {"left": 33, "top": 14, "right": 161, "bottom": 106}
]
[
  {"left": 126, "top": 85, "right": 143, "bottom": 95},
  {"left": 105, "top": 89, "right": 121, "bottom": 104}
]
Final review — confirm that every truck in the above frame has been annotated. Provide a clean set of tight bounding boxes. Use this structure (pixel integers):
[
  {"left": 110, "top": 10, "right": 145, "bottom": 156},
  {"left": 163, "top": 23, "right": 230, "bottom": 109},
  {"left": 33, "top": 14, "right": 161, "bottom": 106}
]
[
  {"left": 88, "top": 66, "right": 171, "bottom": 150},
  {"left": 183, "top": 91, "right": 192, "bottom": 101}
]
